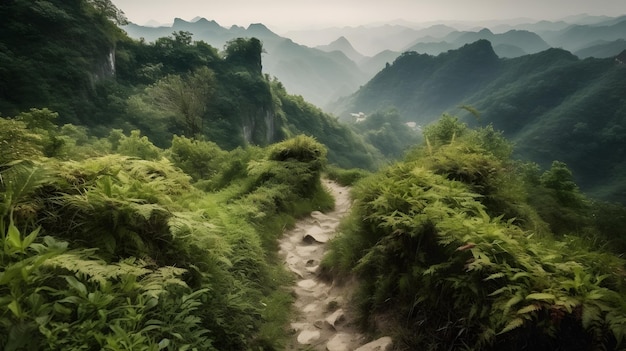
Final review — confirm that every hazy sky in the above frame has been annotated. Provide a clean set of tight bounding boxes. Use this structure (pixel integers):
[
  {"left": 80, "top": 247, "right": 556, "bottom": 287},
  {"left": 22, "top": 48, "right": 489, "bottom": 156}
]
[{"left": 110, "top": 0, "right": 626, "bottom": 31}]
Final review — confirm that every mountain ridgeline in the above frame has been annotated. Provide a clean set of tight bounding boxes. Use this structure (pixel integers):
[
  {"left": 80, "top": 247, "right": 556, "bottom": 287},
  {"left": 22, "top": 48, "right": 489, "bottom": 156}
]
[
  {"left": 123, "top": 19, "right": 366, "bottom": 108},
  {"left": 333, "top": 40, "right": 626, "bottom": 201}
]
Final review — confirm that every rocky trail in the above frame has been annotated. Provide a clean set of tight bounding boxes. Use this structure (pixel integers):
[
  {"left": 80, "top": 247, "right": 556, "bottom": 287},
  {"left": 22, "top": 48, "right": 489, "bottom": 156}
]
[{"left": 278, "top": 179, "right": 392, "bottom": 351}]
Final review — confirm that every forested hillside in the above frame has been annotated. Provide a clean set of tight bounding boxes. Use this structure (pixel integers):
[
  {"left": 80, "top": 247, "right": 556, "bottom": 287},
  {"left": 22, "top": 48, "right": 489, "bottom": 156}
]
[
  {"left": 333, "top": 40, "right": 626, "bottom": 201},
  {"left": 122, "top": 18, "right": 367, "bottom": 108},
  {"left": 323, "top": 115, "right": 626, "bottom": 350},
  {"left": 0, "top": 0, "right": 381, "bottom": 170}
]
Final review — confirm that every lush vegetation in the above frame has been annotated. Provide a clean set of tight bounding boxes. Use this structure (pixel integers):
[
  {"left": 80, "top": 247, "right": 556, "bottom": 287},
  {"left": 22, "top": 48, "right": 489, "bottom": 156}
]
[
  {"left": 333, "top": 40, "right": 626, "bottom": 202},
  {"left": 349, "top": 109, "right": 421, "bottom": 160},
  {"left": 0, "top": 109, "right": 335, "bottom": 349},
  {"left": 0, "top": 0, "right": 382, "bottom": 170},
  {"left": 4, "top": 3, "right": 626, "bottom": 350},
  {"left": 323, "top": 115, "right": 626, "bottom": 350}
]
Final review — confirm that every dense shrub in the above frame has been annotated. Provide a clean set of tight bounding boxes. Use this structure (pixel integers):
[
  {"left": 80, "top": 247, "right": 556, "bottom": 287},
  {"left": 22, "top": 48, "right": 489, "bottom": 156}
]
[{"left": 323, "top": 116, "right": 626, "bottom": 350}]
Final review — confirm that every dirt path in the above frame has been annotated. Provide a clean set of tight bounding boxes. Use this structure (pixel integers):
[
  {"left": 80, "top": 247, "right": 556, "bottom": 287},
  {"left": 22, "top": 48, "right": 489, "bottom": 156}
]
[{"left": 278, "top": 179, "right": 392, "bottom": 351}]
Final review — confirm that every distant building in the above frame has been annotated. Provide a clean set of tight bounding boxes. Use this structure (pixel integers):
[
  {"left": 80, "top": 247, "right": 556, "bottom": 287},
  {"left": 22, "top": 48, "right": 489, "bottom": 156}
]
[
  {"left": 351, "top": 112, "right": 367, "bottom": 123},
  {"left": 405, "top": 122, "right": 422, "bottom": 132}
]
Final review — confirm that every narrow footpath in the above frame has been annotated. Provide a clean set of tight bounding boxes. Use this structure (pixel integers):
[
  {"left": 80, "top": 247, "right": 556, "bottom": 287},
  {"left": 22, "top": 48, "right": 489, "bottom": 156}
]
[{"left": 278, "top": 179, "right": 392, "bottom": 351}]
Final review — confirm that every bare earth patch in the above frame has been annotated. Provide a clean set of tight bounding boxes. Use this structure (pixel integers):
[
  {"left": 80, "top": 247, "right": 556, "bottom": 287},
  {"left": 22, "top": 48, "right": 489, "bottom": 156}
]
[{"left": 279, "top": 179, "right": 392, "bottom": 351}]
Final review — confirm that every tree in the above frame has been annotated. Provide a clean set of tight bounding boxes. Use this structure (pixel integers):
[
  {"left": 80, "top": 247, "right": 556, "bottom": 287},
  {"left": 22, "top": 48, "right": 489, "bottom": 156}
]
[
  {"left": 224, "top": 38, "right": 263, "bottom": 73},
  {"left": 144, "top": 67, "right": 216, "bottom": 137}
]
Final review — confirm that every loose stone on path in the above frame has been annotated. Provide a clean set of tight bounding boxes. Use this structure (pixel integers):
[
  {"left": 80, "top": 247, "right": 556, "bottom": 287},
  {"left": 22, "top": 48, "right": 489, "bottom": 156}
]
[{"left": 280, "top": 179, "right": 392, "bottom": 351}]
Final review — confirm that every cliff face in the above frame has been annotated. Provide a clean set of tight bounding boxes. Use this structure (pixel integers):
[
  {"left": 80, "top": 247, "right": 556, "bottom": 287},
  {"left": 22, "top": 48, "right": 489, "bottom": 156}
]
[
  {"left": 242, "top": 107, "right": 279, "bottom": 146},
  {"left": 0, "top": 0, "right": 124, "bottom": 121},
  {"left": 90, "top": 48, "right": 117, "bottom": 86}
]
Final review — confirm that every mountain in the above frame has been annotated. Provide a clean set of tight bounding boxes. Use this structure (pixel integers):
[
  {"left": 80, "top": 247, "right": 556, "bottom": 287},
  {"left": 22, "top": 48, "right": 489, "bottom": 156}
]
[
  {"left": 122, "top": 19, "right": 369, "bottom": 108},
  {"left": 401, "top": 28, "right": 549, "bottom": 59},
  {"left": 405, "top": 28, "right": 549, "bottom": 57},
  {"left": 335, "top": 40, "right": 500, "bottom": 121},
  {"left": 316, "top": 36, "right": 365, "bottom": 63},
  {"left": 542, "top": 19, "right": 626, "bottom": 51},
  {"left": 263, "top": 38, "right": 366, "bottom": 108},
  {"left": 559, "top": 13, "right": 615, "bottom": 25},
  {"left": 358, "top": 50, "right": 401, "bottom": 78},
  {"left": 490, "top": 20, "right": 572, "bottom": 34},
  {"left": 285, "top": 24, "right": 457, "bottom": 56},
  {"left": 332, "top": 41, "right": 626, "bottom": 201},
  {"left": 575, "top": 39, "right": 626, "bottom": 58}
]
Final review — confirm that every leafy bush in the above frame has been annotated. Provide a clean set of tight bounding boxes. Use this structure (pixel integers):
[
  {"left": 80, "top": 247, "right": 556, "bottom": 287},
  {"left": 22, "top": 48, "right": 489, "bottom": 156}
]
[
  {"left": 325, "top": 166, "right": 371, "bottom": 186},
  {"left": 1, "top": 129, "right": 338, "bottom": 350},
  {"left": 323, "top": 116, "right": 626, "bottom": 350}
]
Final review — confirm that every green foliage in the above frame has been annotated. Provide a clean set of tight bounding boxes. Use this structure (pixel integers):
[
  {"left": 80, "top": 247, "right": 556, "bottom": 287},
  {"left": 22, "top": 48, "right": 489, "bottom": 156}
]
[
  {"left": 336, "top": 40, "right": 626, "bottom": 202},
  {"left": 0, "top": 0, "right": 126, "bottom": 121},
  {"left": 269, "top": 79, "right": 381, "bottom": 170},
  {"left": 351, "top": 109, "right": 421, "bottom": 159},
  {"left": 224, "top": 37, "right": 263, "bottom": 74},
  {"left": 116, "top": 130, "right": 162, "bottom": 160},
  {"left": 324, "top": 115, "right": 626, "bottom": 350},
  {"left": 0, "top": 126, "right": 338, "bottom": 350},
  {"left": 325, "top": 166, "right": 371, "bottom": 186},
  {"left": 168, "top": 135, "right": 226, "bottom": 181},
  {"left": 0, "top": 118, "right": 43, "bottom": 163},
  {"left": 142, "top": 67, "right": 216, "bottom": 137},
  {"left": 422, "top": 113, "right": 467, "bottom": 148}
]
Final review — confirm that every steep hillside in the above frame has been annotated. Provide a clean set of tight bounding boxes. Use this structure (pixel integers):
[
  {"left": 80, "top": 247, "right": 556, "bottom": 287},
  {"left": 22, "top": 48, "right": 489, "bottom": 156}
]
[
  {"left": 332, "top": 41, "right": 626, "bottom": 201},
  {"left": 336, "top": 40, "right": 500, "bottom": 122},
  {"left": 405, "top": 28, "right": 550, "bottom": 58},
  {"left": 122, "top": 19, "right": 369, "bottom": 107},
  {"left": 0, "top": 1, "right": 380, "bottom": 170}
]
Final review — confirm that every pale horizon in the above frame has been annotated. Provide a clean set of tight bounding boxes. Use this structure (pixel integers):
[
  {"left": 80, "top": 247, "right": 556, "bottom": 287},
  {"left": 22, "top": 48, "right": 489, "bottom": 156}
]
[{"left": 110, "top": 0, "right": 626, "bottom": 32}]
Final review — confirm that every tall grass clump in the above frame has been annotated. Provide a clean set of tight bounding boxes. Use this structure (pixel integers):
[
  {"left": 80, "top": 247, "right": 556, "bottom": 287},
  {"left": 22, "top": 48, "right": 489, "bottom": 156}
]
[
  {"left": 1, "top": 127, "right": 336, "bottom": 350},
  {"left": 323, "top": 115, "right": 626, "bottom": 350}
]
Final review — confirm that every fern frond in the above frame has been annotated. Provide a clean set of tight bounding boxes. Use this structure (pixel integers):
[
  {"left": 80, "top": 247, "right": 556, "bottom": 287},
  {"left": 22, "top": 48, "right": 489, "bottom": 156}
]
[{"left": 498, "top": 317, "right": 525, "bottom": 335}]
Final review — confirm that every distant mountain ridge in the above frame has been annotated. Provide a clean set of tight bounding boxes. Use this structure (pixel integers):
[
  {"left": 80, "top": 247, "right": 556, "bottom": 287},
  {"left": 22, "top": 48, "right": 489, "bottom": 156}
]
[
  {"left": 122, "top": 18, "right": 368, "bottom": 108},
  {"left": 123, "top": 15, "right": 626, "bottom": 109},
  {"left": 331, "top": 40, "right": 626, "bottom": 201},
  {"left": 315, "top": 36, "right": 365, "bottom": 63}
]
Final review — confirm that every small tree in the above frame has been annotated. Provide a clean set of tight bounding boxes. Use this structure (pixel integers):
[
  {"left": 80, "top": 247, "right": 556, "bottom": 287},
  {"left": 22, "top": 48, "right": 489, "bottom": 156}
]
[{"left": 144, "top": 67, "right": 216, "bottom": 137}]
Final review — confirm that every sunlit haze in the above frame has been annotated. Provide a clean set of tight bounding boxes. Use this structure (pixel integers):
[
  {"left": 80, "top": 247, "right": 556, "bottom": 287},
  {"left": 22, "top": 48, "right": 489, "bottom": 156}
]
[{"left": 110, "top": 0, "right": 626, "bottom": 31}]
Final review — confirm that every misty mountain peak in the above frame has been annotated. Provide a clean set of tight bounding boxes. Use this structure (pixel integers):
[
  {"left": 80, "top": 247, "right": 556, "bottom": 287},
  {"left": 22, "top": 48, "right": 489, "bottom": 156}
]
[
  {"left": 247, "top": 23, "right": 270, "bottom": 32},
  {"left": 453, "top": 39, "right": 499, "bottom": 62},
  {"left": 194, "top": 18, "right": 217, "bottom": 25},
  {"left": 172, "top": 17, "right": 189, "bottom": 26},
  {"left": 478, "top": 28, "right": 494, "bottom": 35},
  {"left": 326, "top": 36, "right": 358, "bottom": 51},
  {"left": 246, "top": 23, "right": 279, "bottom": 38},
  {"left": 333, "top": 36, "right": 351, "bottom": 45},
  {"left": 316, "top": 36, "right": 364, "bottom": 62}
]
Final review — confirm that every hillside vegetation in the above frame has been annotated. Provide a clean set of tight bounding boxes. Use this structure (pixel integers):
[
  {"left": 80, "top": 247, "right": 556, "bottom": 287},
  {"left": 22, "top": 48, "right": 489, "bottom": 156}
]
[
  {"left": 0, "top": 109, "right": 337, "bottom": 349},
  {"left": 0, "top": 0, "right": 381, "bottom": 170},
  {"left": 2, "top": 2, "right": 626, "bottom": 350},
  {"left": 323, "top": 115, "right": 626, "bottom": 350},
  {"left": 333, "top": 40, "right": 626, "bottom": 201},
  {"left": 122, "top": 19, "right": 367, "bottom": 108}
]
